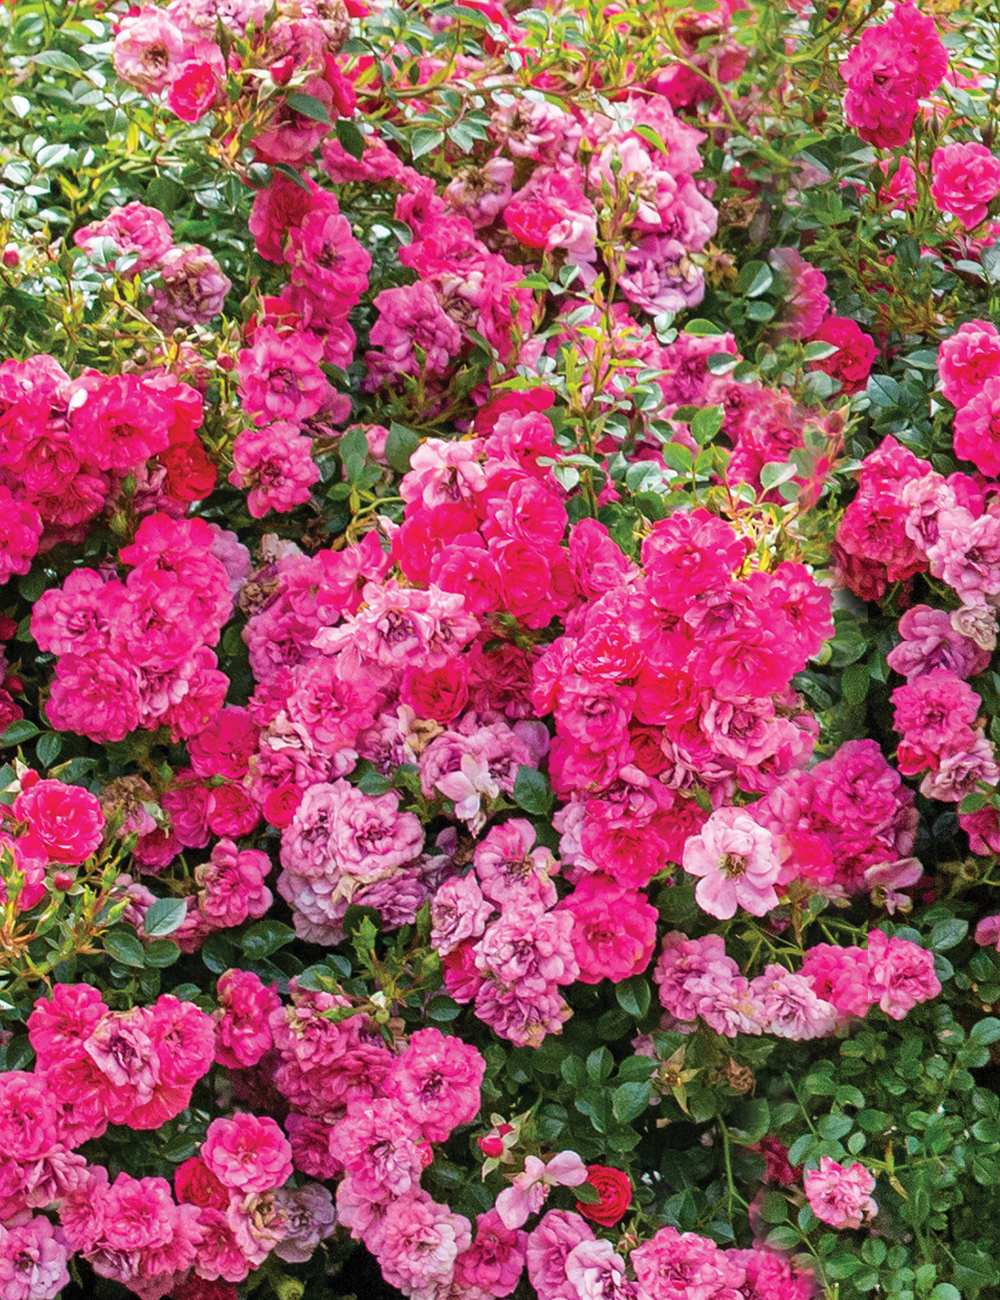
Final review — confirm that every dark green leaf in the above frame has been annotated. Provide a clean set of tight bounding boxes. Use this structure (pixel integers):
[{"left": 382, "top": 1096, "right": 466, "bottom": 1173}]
[
  {"left": 34, "top": 733, "right": 63, "bottom": 768},
  {"left": 930, "top": 918, "right": 967, "bottom": 951},
  {"left": 1, "top": 720, "right": 40, "bottom": 746},
  {"left": 615, "top": 977, "right": 651, "bottom": 1019},
  {"left": 426, "top": 995, "right": 462, "bottom": 1022},
  {"left": 104, "top": 928, "right": 146, "bottom": 968},
  {"left": 143, "top": 898, "right": 187, "bottom": 938},
  {"left": 242, "top": 920, "right": 296, "bottom": 960},
  {"left": 335, "top": 117, "right": 366, "bottom": 160},
  {"left": 513, "top": 766, "right": 554, "bottom": 816},
  {"left": 385, "top": 422, "right": 420, "bottom": 473},
  {"left": 411, "top": 128, "right": 443, "bottom": 160},
  {"left": 286, "top": 93, "right": 333, "bottom": 125},
  {"left": 144, "top": 939, "right": 181, "bottom": 968},
  {"left": 970, "top": 1017, "right": 1000, "bottom": 1045}
]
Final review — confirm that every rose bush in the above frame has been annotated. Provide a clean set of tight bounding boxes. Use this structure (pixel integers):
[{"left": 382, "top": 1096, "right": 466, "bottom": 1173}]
[{"left": 1, "top": 0, "right": 1000, "bottom": 1298}]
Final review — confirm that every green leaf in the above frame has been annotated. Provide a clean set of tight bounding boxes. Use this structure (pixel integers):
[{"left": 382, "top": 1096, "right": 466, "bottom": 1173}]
[
  {"left": 613, "top": 1080, "right": 651, "bottom": 1122},
  {"left": 143, "top": 898, "right": 187, "bottom": 937},
  {"left": 803, "top": 340, "right": 839, "bottom": 361},
  {"left": 690, "top": 406, "right": 724, "bottom": 444},
  {"left": 970, "top": 1017, "right": 1000, "bottom": 1045},
  {"left": 34, "top": 733, "right": 62, "bottom": 767},
  {"left": 145, "top": 176, "right": 187, "bottom": 215},
  {"left": 930, "top": 1287, "right": 962, "bottom": 1300},
  {"left": 765, "top": 1227, "right": 801, "bottom": 1251},
  {"left": 340, "top": 425, "right": 368, "bottom": 482},
  {"left": 867, "top": 373, "right": 900, "bottom": 407},
  {"left": 587, "top": 1047, "right": 614, "bottom": 1081},
  {"left": 411, "top": 128, "right": 443, "bottom": 160},
  {"left": 737, "top": 260, "right": 773, "bottom": 298},
  {"left": 758, "top": 1190, "right": 790, "bottom": 1224},
  {"left": 104, "top": 928, "right": 146, "bottom": 968},
  {"left": 286, "top": 93, "right": 333, "bottom": 125},
  {"left": 426, "top": 995, "right": 462, "bottom": 1022},
  {"left": 930, "top": 918, "right": 968, "bottom": 951},
  {"left": 616, "top": 976, "right": 652, "bottom": 1019},
  {"left": 17, "top": 568, "right": 46, "bottom": 605},
  {"left": 904, "top": 348, "right": 939, "bottom": 370},
  {"left": 841, "top": 662, "right": 869, "bottom": 706},
  {"left": 857, "top": 1109, "right": 890, "bottom": 1132},
  {"left": 335, "top": 117, "right": 366, "bottom": 160},
  {"left": 242, "top": 920, "right": 296, "bottom": 961},
  {"left": 512, "top": 766, "right": 554, "bottom": 816},
  {"left": 356, "top": 762, "right": 393, "bottom": 795},
  {"left": 273, "top": 163, "right": 312, "bottom": 193},
  {"left": 684, "top": 319, "right": 727, "bottom": 337},
  {"left": 1, "top": 720, "right": 40, "bottom": 747},
  {"left": 144, "top": 939, "right": 181, "bottom": 968},
  {"left": 385, "top": 422, "right": 420, "bottom": 473},
  {"left": 661, "top": 443, "right": 693, "bottom": 474},
  {"left": 961, "top": 791, "right": 989, "bottom": 814},
  {"left": 760, "top": 461, "right": 796, "bottom": 490},
  {"left": 202, "top": 932, "right": 237, "bottom": 974},
  {"left": 33, "top": 49, "right": 83, "bottom": 72},
  {"left": 561, "top": 1055, "right": 586, "bottom": 1087},
  {"left": 634, "top": 124, "right": 668, "bottom": 154},
  {"left": 573, "top": 1181, "right": 601, "bottom": 1203}
]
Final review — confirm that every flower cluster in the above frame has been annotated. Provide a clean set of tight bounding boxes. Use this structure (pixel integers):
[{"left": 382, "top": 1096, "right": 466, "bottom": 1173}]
[
  {"left": 0, "top": 354, "right": 219, "bottom": 583},
  {"left": 113, "top": 0, "right": 349, "bottom": 142},
  {"left": 1, "top": 772, "right": 104, "bottom": 908},
  {"left": 75, "top": 201, "right": 231, "bottom": 335},
  {"left": 525, "top": 1211, "right": 814, "bottom": 1300},
  {"left": 839, "top": 2, "right": 947, "bottom": 149},
  {"left": 653, "top": 929, "right": 939, "bottom": 1041},
  {"left": 32, "top": 513, "right": 234, "bottom": 742}
]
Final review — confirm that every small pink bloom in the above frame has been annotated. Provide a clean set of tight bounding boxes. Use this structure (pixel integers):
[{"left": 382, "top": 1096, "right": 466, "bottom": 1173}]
[
  {"left": 202, "top": 1112, "right": 293, "bottom": 1195},
  {"left": 931, "top": 142, "right": 1000, "bottom": 230},
  {"left": 804, "top": 1157, "right": 877, "bottom": 1229},
  {"left": 866, "top": 929, "right": 941, "bottom": 1019},
  {"left": 12, "top": 779, "right": 103, "bottom": 864},
  {"left": 496, "top": 1152, "right": 589, "bottom": 1230},
  {"left": 683, "top": 806, "right": 781, "bottom": 920}
]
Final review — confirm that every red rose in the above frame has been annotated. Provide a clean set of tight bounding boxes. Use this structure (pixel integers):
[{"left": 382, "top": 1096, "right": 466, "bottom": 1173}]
[
  {"left": 165, "top": 60, "right": 221, "bottom": 123},
  {"left": 263, "top": 783, "right": 302, "bottom": 830},
  {"left": 807, "top": 316, "right": 876, "bottom": 395},
  {"left": 161, "top": 438, "right": 218, "bottom": 503},
  {"left": 576, "top": 1164, "right": 632, "bottom": 1225},
  {"left": 174, "top": 1156, "right": 228, "bottom": 1210}
]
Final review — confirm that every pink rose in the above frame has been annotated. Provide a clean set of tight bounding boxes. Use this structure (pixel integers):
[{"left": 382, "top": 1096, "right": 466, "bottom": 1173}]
[
  {"left": 805, "top": 1157, "right": 877, "bottom": 1229},
  {"left": 930, "top": 142, "right": 1000, "bottom": 230}
]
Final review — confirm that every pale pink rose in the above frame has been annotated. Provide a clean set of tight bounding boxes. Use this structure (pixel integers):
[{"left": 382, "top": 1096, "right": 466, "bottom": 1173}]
[
  {"left": 804, "top": 1157, "right": 877, "bottom": 1229},
  {"left": 683, "top": 806, "right": 781, "bottom": 919}
]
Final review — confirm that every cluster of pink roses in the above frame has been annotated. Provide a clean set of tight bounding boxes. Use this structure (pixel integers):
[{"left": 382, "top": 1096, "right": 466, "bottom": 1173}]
[
  {"left": 75, "top": 200, "right": 232, "bottom": 338},
  {"left": 839, "top": 2, "right": 948, "bottom": 149},
  {"left": 653, "top": 928, "right": 941, "bottom": 1042},
  {"left": 524, "top": 1210, "right": 814, "bottom": 1300},
  {"left": 0, "top": 773, "right": 104, "bottom": 909},
  {"left": 112, "top": 0, "right": 351, "bottom": 148},
  {"left": 0, "top": 977, "right": 347, "bottom": 1298},
  {"left": 0, "top": 352, "right": 218, "bottom": 584},
  {"left": 32, "top": 513, "right": 236, "bottom": 743}
]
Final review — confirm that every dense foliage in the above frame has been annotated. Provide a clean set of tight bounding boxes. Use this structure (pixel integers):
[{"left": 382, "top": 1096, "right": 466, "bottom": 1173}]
[{"left": 2, "top": 1, "right": 1000, "bottom": 1298}]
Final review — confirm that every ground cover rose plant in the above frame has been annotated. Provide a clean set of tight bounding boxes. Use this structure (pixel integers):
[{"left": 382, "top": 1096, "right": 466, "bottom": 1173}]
[{"left": 2, "top": 0, "right": 1000, "bottom": 1298}]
